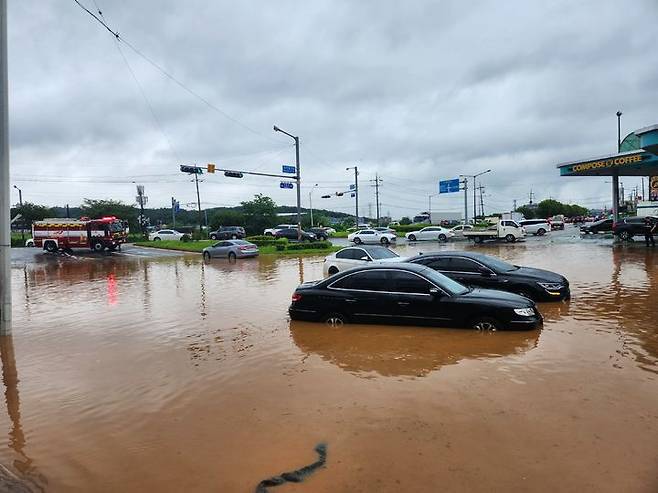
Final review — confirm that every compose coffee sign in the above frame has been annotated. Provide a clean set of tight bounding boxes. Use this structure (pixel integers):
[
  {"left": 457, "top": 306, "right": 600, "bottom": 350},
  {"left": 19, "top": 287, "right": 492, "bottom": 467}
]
[{"left": 568, "top": 153, "right": 645, "bottom": 174}]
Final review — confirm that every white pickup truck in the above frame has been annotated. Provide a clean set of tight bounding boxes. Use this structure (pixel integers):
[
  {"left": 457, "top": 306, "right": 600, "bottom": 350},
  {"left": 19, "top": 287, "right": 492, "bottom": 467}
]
[{"left": 463, "top": 220, "right": 526, "bottom": 243}]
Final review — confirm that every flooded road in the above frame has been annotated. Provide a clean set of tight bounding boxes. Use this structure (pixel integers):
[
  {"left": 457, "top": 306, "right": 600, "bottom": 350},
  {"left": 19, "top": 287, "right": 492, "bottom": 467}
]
[{"left": 3, "top": 236, "right": 658, "bottom": 492}]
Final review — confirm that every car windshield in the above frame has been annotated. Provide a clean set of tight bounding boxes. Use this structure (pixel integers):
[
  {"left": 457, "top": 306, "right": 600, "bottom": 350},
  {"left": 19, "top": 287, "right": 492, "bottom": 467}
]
[
  {"left": 110, "top": 222, "right": 124, "bottom": 232},
  {"left": 421, "top": 268, "right": 469, "bottom": 296},
  {"left": 367, "top": 247, "right": 399, "bottom": 260},
  {"left": 476, "top": 255, "right": 518, "bottom": 272}
]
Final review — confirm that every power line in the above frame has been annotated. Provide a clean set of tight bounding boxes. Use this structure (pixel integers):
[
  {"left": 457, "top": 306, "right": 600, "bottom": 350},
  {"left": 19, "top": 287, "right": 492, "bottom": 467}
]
[{"left": 71, "top": 0, "right": 279, "bottom": 144}]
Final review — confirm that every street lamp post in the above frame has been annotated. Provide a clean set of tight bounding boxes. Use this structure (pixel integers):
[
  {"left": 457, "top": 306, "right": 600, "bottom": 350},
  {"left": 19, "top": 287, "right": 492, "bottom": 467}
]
[
  {"left": 1, "top": 0, "right": 11, "bottom": 333},
  {"left": 613, "top": 111, "right": 622, "bottom": 222},
  {"left": 471, "top": 169, "right": 491, "bottom": 221},
  {"left": 273, "top": 125, "right": 302, "bottom": 240},
  {"left": 346, "top": 166, "right": 359, "bottom": 228},
  {"left": 12, "top": 185, "right": 22, "bottom": 241},
  {"left": 428, "top": 193, "right": 437, "bottom": 220},
  {"left": 309, "top": 183, "right": 319, "bottom": 228}
]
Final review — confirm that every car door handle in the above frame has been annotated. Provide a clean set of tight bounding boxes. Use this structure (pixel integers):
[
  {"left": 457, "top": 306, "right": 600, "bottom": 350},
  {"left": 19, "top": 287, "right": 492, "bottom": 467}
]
[
  {"left": 345, "top": 299, "right": 357, "bottom": 303},
  {"left": 397, "top": 301, "right": 410, "bottom": 306}
]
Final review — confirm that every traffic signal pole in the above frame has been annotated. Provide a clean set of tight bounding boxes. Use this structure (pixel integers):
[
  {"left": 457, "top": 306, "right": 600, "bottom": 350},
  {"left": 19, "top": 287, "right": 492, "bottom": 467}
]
[
  {"left": 0, "top": 0, "right": 11, "bottom": 334},
  {"left": 194, "top": 172, "right": 202, "bottom": 235}
]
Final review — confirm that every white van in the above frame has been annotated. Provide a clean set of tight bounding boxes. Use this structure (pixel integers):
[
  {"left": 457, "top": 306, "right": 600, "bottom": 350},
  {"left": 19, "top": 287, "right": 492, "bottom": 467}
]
[{"left": 519, "top": 219, "right": 550, "bottom": 236}]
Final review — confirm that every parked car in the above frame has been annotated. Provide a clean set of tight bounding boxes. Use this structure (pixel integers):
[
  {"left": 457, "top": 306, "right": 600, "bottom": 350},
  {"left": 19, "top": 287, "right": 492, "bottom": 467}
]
[
  {"left": 580, "top": 218, "right": 613, "bottom": 234},
  {"left": 519, "top": 219, "right": 550, "bottom": 236},
  {"left": 264, "top": 224, "right": 296, "bottom": 236},
  {"left": 274, "top": 228, "right": 317, "bottom": 242},
  {"left": 25, "top": 238, "right": 35, "bottom": 247},
  {"left": 308, "top": 228, "right": 330, "bottom": 240},
  {"left": 373, "top": 226, "right": 396, "bottom": 234},
  {"left": 549, "top": 215, "right": 565, "bottom": 230},
  {"left": 289, "top": 263, "right": 542, "bottom": 331},
  {"left": 348, "top": 229, "right": 397, "bottom": 245},
  {"left": 405, "top": 226, "right": 454, "bottom": 242},
  {"left": 323, "top": 246, "right": 402, "bottom": 276},
  {"left": 612, "top": 216, "right": 658, "bottom": 241},
  {"left": 407, "top": 251, "right": 570, "bottom": 302},
  {"left": 148, "top": 229, "right": 189, "bottom": 241},
  {"left": 203, "top": 239, "right": 259, "bottom": 260},
  {"left": 449, "top": 224, "right": 473, "bottom": 238},
  {"left": 209, "top": 226, "right": 246, "bottom": 240}
]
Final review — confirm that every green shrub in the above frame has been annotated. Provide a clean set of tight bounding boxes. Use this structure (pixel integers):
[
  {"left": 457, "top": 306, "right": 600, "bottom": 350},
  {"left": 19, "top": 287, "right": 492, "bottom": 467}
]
[
  {"left": 283, "top": 241, "right": 332, "bottom": 251},
  {"left": 247, "top": 235, "right": 288, "bottom": 246}
]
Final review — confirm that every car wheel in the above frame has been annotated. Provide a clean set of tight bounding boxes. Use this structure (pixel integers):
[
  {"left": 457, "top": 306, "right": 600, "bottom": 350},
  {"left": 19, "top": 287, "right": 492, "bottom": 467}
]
[
  {"left": 619, "top": 231, "right": 631, "bottom": 241},
  {"left": 210, "top": 234, "right": 217, "bottom": 240},
  {"left": 92, "top": 241, "right": 104, "bottom": 252},
  {"left": 228, "top": 252, "right": 237, "bottom": 261},
  {"left": 153, "top": 237, "right": 161, "bottom": 241},
  {"left": 108, "top": 244, "right": 118, "bottom": 252},
  {"left": 438, "top": 234, "right": 447, "bottom": 242},
  {"left": 473, "top": 236, "right": 483, "bottom": 244},
  {"left": 537, "top": 228, "right": 546, "bottom": 236},
  {"left": 231, "top": 234, "right": 238, "bottom": 239},
  {"left": 505, "top": 234, "right": 516, "bottom": 243},
  {"left": 328, "top": 266, "right": 339, "bottom": 275},
  {"left": 324, "top": 312, "right": 347, "bottom": 327},
  {"left": 354, "top": 237, "right": 362, "bottom": 244},
  {"left": 44, "top": 241, "right": 57, "bottom": 253},
  {"left": 471, "top": 317, "right": 501, "bottom": 332},
  {"left": 203, "top": 251, "right": 211, "bottom": 260},
  {"left": 265, "top": 232, "right": 273, "bottom": 236},
  {"left": 380, "top": 237, "right": 390, "bottom": 245},
  {"left": 408, "top": 234, "right": 416, "bottom": 241}
]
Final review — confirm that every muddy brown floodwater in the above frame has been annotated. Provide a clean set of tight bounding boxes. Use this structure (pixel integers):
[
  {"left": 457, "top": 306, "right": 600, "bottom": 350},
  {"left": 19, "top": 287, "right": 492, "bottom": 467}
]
[{"left": 3, "top": 236, "right": 658, "bottom": 492}]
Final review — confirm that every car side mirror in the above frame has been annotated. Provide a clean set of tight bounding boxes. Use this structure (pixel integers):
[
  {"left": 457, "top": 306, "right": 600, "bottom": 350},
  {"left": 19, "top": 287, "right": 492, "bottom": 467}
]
[
  {"left": 360, "top": 256, "right": 371, "bottom": 261},
  {"left": 429, "top": 287, "right": 442, "bottom": 297},
  {"left": 479, "top": 268, "right": 492, "bottom": 277}
]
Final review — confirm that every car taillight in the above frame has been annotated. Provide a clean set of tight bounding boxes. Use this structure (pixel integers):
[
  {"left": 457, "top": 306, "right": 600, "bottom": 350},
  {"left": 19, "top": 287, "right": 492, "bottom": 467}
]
[
  {"left": 239, "top": 245, "right": 251, "bottom": 250},
  {"left": 291, "top": 293, "right": 302, "bottom": 302}
]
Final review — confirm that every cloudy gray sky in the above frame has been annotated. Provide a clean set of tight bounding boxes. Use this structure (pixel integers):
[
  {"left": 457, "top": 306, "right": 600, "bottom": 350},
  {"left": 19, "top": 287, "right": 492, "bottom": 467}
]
[{"left": 8, "top": 0, "right": 658, "bottom": 218}]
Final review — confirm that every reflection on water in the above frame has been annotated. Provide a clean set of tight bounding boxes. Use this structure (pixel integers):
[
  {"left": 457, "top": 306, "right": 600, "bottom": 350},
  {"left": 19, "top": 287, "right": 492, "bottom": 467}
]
[
  {"left": 0, "top": 337, "right": 45, "bottom": 491},
  {"left": 3, "top": 241, "right": 658, "bottom": 492},
  {"left": 290, "top": 321, "right": 539, "bottom": 378}
]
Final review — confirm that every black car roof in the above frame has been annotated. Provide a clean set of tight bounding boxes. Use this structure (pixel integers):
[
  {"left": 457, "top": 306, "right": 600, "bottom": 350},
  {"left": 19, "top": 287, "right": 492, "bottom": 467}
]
[{"left": 407, "top": 251, "right": 489, "bottom": 262}]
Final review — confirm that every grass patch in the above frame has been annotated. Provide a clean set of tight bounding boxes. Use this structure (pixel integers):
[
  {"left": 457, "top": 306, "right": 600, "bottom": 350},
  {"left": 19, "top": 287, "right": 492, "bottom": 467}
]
[
  {"left": 11, "top": 232, "right": 31, "bottom": 247},
  {"left": 134, "top": 239, "right": 342, "bottom": 256}
]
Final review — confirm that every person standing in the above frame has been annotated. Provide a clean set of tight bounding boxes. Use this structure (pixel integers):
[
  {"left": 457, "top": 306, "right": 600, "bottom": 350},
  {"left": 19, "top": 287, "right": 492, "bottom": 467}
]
[{"left": 644, "top": 217, "right": 656, "bottom": 247}]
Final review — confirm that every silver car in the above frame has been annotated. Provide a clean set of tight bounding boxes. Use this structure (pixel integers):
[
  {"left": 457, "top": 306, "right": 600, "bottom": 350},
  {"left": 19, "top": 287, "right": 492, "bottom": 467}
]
[{"left": 203, "top": 240, "right": 259, "bottom": 260}]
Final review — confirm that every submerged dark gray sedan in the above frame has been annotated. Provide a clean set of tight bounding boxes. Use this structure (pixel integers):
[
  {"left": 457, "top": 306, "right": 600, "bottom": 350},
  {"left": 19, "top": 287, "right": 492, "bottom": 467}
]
[{"left": 203, "top": 239, "right": 259, "bottom": 260}]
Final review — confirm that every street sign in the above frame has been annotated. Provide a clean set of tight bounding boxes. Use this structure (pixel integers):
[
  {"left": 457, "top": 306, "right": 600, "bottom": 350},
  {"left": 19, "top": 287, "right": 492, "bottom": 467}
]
[
  {"left": 350, "top": 193, "right": 356, "bottom": 198},
  {"left": 439, "top": 178, "right": 460, "bottom": 194},
  {"left": 282, "top": 165, "right": 296, "bottom": 174},
  {"left": 349, "top": 184, "right": 356, "bottom": 190},
  {"left": 280, "top": 181, "right": 294, "bottom": 189},
  {"left": 180, "top": 165, "right": 203, "bottom": 174}
]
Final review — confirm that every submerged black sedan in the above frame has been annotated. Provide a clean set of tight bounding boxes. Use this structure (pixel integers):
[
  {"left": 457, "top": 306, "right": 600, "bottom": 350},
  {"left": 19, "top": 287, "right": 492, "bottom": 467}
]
[
  {"left": 289, "top": 264, "right": 542, "bottom": 331},
  {"left": 407, "top": 252, "right": 569, "bottom": 302}
]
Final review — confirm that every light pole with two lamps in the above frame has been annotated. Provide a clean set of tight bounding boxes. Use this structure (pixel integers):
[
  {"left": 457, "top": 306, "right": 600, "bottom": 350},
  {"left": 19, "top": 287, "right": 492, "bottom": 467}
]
[{"left": 273, "top": 125, "right": 302, "bottom": 240}]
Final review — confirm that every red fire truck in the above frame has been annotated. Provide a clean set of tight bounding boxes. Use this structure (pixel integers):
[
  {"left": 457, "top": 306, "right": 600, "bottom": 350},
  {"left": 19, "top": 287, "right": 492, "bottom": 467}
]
[{"left": 32, "top": 217, "right": 128, "bottom": 252}]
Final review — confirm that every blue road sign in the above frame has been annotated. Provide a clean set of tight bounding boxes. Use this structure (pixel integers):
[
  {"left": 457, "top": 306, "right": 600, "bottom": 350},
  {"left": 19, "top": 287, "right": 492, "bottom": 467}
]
[
  {"left": 349, "top": 184, "right": 356, "bottom": 190},
  {"left": 439, "top": 178, "right": 460, "bottom": 194},
  {"left": 282, "top": 165, "right": 296, "bottom": 174},
  {"left": 280, "top": 181, "right": 294, "bottom": 189}
]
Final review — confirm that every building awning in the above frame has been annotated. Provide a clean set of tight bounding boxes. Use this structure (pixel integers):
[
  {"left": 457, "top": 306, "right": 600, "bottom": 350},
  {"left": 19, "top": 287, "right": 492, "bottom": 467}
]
[{"left": 557, "top": 124, "right": 658, "bottom": 177}]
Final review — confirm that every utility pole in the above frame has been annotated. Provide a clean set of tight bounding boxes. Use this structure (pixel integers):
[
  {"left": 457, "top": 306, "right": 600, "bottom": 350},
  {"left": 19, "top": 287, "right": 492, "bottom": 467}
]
[
  {"left": 346, "top": 166, "right": 359, "bottom": 228},
  {"left": 12, "top": 186, "right": 23, "bottom": 241},
  {"left": 136, "top": 185, "right": 148, "bottom": 237},
  {"left": 513, "top": 199, "right": 517, "bottom": 212},
  {"left": 273, "top": 125, "right": 302, "bottom": 240},
  {"left": 529, "top": 189, "right": 535, "bottom": 205},
  {"left": 194, "top": 173, "right": 202, "bottom": 234},
  {"left": 66, "top": 204, "right": 70, "bottom": 218},
  {"left": 171, "top": 197, "right": 176, "bottom": 227},
  {"left": 370, "top": 175, "right": 383, "bottom": 226},
  {"left": 0, "top": 0, "right": 11, "bottom": 334},
  {"left": 460, "top": 176, "right": 468, "bottom": 225},
  {"left": 613, "top": 111, "right": 622, "bottom": 222},
  {"left": 477, "top": 185, "right": 485, "bottom": 219}
]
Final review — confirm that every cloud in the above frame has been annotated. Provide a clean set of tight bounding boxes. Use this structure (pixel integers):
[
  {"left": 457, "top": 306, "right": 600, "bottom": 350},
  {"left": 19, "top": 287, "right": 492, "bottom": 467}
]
[{"left": 8, "top": 0, "right": 658, "bottom": 218}]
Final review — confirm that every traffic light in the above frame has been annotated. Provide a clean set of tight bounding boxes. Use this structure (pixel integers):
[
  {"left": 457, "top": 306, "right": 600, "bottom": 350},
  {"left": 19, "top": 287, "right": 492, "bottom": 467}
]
[
  {"left": 321, "top": 195, "right": 331, "bottom": 199},
  {"left": 224, "top": 171, "right": 244, "bottom": 178},
  {"left": 180, "top": 165, "right": 202, "bottom": 174},
  {"left": 207, "top": 163, "right": 216, "bottom": 174}
]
